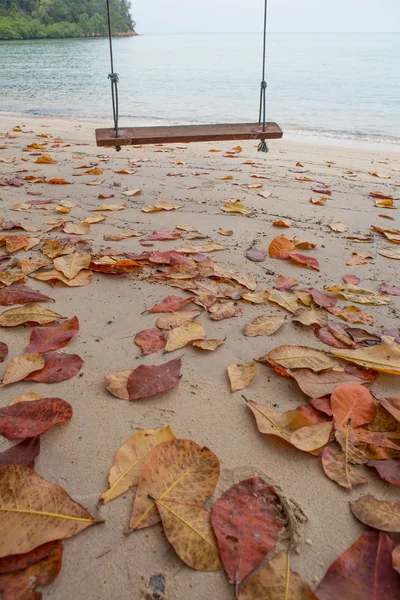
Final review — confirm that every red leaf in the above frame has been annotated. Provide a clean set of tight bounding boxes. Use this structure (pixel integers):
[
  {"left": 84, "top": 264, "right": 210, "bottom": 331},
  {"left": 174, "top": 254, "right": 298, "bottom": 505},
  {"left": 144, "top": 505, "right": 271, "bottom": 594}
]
[
  {"left": 211, "top": 477, "right": 284, "bottom": 586},
  {"left": 317, "top": 531, "right": 400, "bottom": 600},
  {"left": 315, "top": 326, "right": 350, "bottom": 349},
  {"left": 380, "top": 282, "right": 400, "bottom": 296},
  {"left": 26, "top": 317, "right": 79, "bottom": 353},
  {"left": 289, "top": 252, "right": 320, "bottom": 271},
  {"left": 0, "top": 437, "right": 40, "bottom": 468},
  {"left": 274, "top": 275, "right": 299, "bottom": 291},
  {"left": 246, "top": 248, "right": 266, "bottom": 262},
  {"left": 134, "top": 328, "right": 166, "bottom": 355},
  {"left": 0, "top": 399, "right": 72, "bottom": 439},
  {"left": 0, "top": 285, "right": 54, "bottom": 306},
  {"left": 0, "top": 540, "right": 63, "bottom": 599},
  {"left": 147, "top": 295, "right": 194, "bottom": 313},
  {"left": 127, "top": 358, "right": 182, "bottom": 401},
  {"left": 297, "top": 404, "right": 331, "bottom": 423},
  {"left": 141, "top": 230, "right": 181, "bottom": 242},
  {"left": 343, "top": 274, "right": 361, "bottom": 285},
  {"left": 0, "top": 342, "right": 8, "bottom": 363},
  {"left": 367, "top": 459, "right": 400, "bottom": 487},
  {"left": 24, "top": 352, "right": 83, "bottom": 383},
  {"left": 309, "top": 396, "right": 333, "bottom": 416},
  {"left": 308, "top": 288, "right": 337, "bottom": 307},
  {"left": 331, "top": 384, "right": 376, "bottom": 429}
]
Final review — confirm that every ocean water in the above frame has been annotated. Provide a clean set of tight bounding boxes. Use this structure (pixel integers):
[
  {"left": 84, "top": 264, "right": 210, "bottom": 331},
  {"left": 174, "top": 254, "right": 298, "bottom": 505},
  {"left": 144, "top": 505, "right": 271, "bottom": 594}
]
[{"left": 0, "top": 33, "right": 399, "bottom": 145}]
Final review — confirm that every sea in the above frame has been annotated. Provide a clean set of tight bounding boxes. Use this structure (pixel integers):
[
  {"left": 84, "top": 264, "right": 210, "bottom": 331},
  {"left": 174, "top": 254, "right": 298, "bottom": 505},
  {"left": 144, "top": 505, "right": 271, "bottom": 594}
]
[{"left": 1, "top": 33, "right": 399, "bottom": 147}]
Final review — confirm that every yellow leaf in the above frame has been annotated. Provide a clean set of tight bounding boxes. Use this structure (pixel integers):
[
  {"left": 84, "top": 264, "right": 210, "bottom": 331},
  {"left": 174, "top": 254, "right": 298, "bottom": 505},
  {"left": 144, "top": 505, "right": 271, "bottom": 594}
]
[
  {"left": 100, "top": 426, "right": 176, "bottom": 504},
  {"left": 331, "top": 336, "right": 400, "bottom": 375},
  {"left": 218, "top": 228, "right": 233, "bottom": 236},
  {"left": 246, "top": 399, "right": 313, "bottom": 444},
  {"left": 290, "top": 421, "right": 333, "bottom": 452},
  {"left": 192, "top": 339, "right": 225, "bottom": 351},
  {"left": 142, "top": 201, "right": 183, "bottom": 213},
  {"left": 244, "top": 316, "right": 285, "bottom": 337},
  {"left": 84, "top": 214, "right": 107, "bottom": 224},
  {"left": 165, "top": 322, "right": 206, "bottom": 352},
  {"left": 268, "top": 289, "right": 299, "bottom": 313},
  {"left": 33, "top": 269, "right": 93, "bottom": 287},
  {"left": 156, "top": 311, "right": 201, "bottom": 330},
  {"left": 9, "top": 392, "right": 41, "bottom": 406},
  {"left": 176, "top": 243, "right": 225, "bottom": 254},
  {"left": 242, "top": 291, "right": 270, "bottom": 304},
  {"left": 227, "top": 362, "right": 258, "bottom": 392},
  {"left": 92, "top": 203, "right": 127, "bottom": 212},
  {"left": 2, "top": 354, "right": 45, "bottom": 386},
  {"left": 221, "top": 201, "right": 252, "bottom": 215},
  {"left": 0, "top": 465, "right": 101, "bottom": 558},
  {"left": 62, "top": 222, "right": 90, "bottom": 235},
  {"left": 156, "top": 499, "right": 222, "bottom": 571},
  {"left": 259, "top": 345, "right": 336, "bottom": 372},
  {"left": 0, "top": 303, "right": 62, "bottom": 327},
  {"left": 0, "top": 272, "right": 27, "bottom": 287},
  {"left": 122, "top": 189, "right": 142, "bottom": 197},
  {"left": 53, "top": 253, "right": 92, "bottom": 280},
  {"left": 35, "top": 155, "right": 56, "bottom": 164},
  {"left": 324, "top": 284, "right": 390, "bottom": 305}
]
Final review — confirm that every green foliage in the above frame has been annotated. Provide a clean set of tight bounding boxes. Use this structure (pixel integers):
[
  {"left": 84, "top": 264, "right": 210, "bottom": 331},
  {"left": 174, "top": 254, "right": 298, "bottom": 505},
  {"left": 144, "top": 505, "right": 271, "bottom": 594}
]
[{"left": 0, "top": 0, "right": 135, "bottom": 39}]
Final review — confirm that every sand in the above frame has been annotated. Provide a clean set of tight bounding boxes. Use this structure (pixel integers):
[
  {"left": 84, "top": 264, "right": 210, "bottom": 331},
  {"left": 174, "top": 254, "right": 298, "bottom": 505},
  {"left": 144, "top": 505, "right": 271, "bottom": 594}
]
[{"left": 0, "top": 114, "right": 399, "bottom": 599}]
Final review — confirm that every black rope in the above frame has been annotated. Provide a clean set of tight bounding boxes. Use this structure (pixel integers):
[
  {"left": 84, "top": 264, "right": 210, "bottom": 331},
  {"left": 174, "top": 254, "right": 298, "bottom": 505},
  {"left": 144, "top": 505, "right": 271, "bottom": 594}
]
[
  {"left": 106, "top": 0, "right": 121, "bottom": 151},
  {"left": 258, "top": 0, "right": 269, "bottom": 153}
]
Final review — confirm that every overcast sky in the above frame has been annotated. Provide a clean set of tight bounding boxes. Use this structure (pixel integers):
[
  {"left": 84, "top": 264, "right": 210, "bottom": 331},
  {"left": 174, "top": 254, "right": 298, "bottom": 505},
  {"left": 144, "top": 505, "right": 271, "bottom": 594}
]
[{"left": 132, "top": 0, "right": 399, "bottom": 34}]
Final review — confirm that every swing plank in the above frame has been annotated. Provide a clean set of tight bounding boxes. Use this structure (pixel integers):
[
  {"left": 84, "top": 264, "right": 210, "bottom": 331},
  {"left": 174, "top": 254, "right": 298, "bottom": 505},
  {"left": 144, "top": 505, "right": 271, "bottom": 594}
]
[{"left": 95, "top": 122, "right": 283, "bottom": 147}]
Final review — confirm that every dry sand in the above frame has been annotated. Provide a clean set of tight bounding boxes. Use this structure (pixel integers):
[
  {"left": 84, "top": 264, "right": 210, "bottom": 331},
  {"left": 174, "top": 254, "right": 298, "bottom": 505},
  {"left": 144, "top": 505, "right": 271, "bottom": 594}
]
[{"left": 0, "top": 114, "right": 399, "bottom": 599}]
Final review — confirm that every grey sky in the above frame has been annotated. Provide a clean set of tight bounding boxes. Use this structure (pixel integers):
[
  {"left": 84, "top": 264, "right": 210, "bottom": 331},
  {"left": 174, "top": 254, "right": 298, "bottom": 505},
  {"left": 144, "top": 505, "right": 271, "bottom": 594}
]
[{"left": 132, "top": 0, "right": 399, "bottom": 34}]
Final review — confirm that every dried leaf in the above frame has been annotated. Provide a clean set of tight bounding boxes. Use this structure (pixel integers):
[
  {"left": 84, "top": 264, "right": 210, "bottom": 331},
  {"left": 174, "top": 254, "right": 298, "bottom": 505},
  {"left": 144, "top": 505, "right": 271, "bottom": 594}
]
[
  {"left": 142, "top": 201, "right": 182, "bottom": 212},
  {"left": 218, "top": 228, "right": 233, "bottom": 236},
  {"left": 273, "top": 219, "right": 291, "bottom": 228},
  {"left": 157, "top": 499, "right": 222, "bottom": 571},
  {"left": 310, "top": 196, "right": 327, "bottom": 205},
  {"left": 209, "top": 302, "right": 242, "bottom": 321},
  {"left": 2, "top": 354, "right": 45, "bottom": 386},
  {"left": 0, "top": 272, "right": 27, "bottom": 286},
  {"left": 0, "top": 437, "right": 40, "bottom": 468},
  {"left": 367, "top": 459, "right": 400, "bottom": 487},
  {"left": 24, "top": 352, "right": 83, "bottom": 383},
  {"left": 329, "top": 222, "right": 348, "bottom": 233},
  {"left": 268, "top": 236, "right": 295, "bottom": 259},
  {"left": 380, "top": 282, "right": 400, "bottom": 296},
  {"left": 26, "top": 317, "right": 79, "bottom": 353},
  {"left": 325, "top": 284, "right": 390, "bottom": 305},
  {"left": 289, "top": 369, "right": 370, "bottom": 398},
  {"left": 8, "top": 393, "right": 41, "bottom": 406},
  {"left": 244, "top": 316, "right": 285, "bottom": 337},
  {"left": 290, "top": 421, "right": 333, "bottom": 452},
  {"left": 165, "top": 322, "right": 206, "bottom": 352},
  {"left": 156, "top": 311, "right": 201, "bottom": 330},
  {"left": 0, "top": 398, "right": 72, "bottom": 439},
  {"left": 331, "top": 384, "right": 376, "bottom": 429},
  {"left": 378, "top": 248, "right": 400, "bottom": 260},
  {"left": 260, "top": 345, "right": 336, "bottom": 372},
  {"left": 211, "top": 478, "right": 284, "bottom": 586},
  {"left": 147, "top": 295, "right": 194, "bottom": 313},
  {"left": 331, "top": 336, "right": 400, "bottom": 375},
  {"left": 62, "top": 222, "right": 90, "bottom": 235},
  {"left": 268, "top": 289, "right": 299, "bottom": 313},
  {"left": 240, "top": 552, "right": 318, "bottom": 600},
  {"left": 220, "top": 201, "right": 252, "bottom": 215},
  {"left": 0, "top": 285, "right": 54, "bottom": 306},
  {"left": 33, "top": 268, "right": 93, "bottom": 287},
  {"left": 48, "top": 178, "right": 71, "bottom": 185},
  {"left": 289, "top": 252, "right": 320, "bottom": 271},
  {"left": 122, "top": 189, "right": 142, "bottom": 196},
  {"left": 0, "top": 303, "right": 62, "bottom": 327},
  {"left": 321, "top": 446, "right": 367, "bottom": 489},
  {"left": 242, "top": 291, "right": 270, "bottom": 304},
  {"left": 192, "top": 339, "right": 225, "bottom": 351},
  {"left": 246, "top": 399, "right": 312, "bottom": 445},
  {"left": 227, "top": 363, "right": 258, "bottom": 392},
  {"left": 351, "top": 495, "right": 400, "bottom": 532},
  {"left": 293, "top": 306, "right": 328, "bottom": 327},
  {"left": 0, "top": 465, "right": 100, "bottom": 557},
  {"left": 93, "top": 203, "right": 127, "bottom": 212},
  {"left": 53, "top": 253, "right": 91, "bottom": 279},
  {"left": 100, "top": 426, "right": 176, "bottom": 504},
  {"left": 317, "top": 531, "right": 400, "bottom": 600},
  {"left": 127, "top": 358, "right": 182, "bottom": 401},
  {"left": 104, "top": 369, "right": 131, "bottom": 400},
  {"left": 130, "top": 439, "right": 219, "bottom": 530},
  {"left": 134, "top": 328, "right": 166, "bottom": 355},
  {"left": 0, "top": 342, "right": 8, "bottom": 363}
]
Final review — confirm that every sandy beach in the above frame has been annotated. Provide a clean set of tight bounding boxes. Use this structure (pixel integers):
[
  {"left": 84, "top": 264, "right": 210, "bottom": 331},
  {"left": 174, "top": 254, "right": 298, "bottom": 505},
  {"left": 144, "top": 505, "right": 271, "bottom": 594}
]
[{"left": 0, "top": 113, "right": 399, "bottom": 599}]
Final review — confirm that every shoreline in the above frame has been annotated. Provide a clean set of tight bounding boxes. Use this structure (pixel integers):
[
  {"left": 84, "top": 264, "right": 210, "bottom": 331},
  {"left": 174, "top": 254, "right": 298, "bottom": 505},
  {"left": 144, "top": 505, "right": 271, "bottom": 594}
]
[{"left": 1, "top": 112, "right": 398, "bottom": 154}]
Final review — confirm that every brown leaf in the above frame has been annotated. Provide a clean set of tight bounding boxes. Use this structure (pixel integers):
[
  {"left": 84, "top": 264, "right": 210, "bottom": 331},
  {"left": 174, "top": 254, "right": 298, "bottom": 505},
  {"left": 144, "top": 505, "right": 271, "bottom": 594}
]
[
  {"left": 92, "top": 203, "right": 127, "bottom": 212},
  {"left": 0, "top": 437, "right": 40, "bottom": 468},
  {"left": 192, "top": 339, "right": 225, "bottom": 351},
  {"left": 165, "top": 322, "right": 206, "bottom": 352},
  {"left": 26, "top": 316, "right": 79, "bottom": 353},
  {"left": 53, "top": 253, "right": 91, "bottom": 279},
  {"left": 211, "top": 478, "right": 284, "bottom": 586},
  {"left": 127, "top": 358, "right": 182, "bottom": 401},
  {"left": 33, "top": 268, "right": 93, "bottom": 287},
  {"left": 240, "top": 552, "right": 318, "bottom": 600},
  {"left": 289, "top": 369, "right": 370, "bottom": 398},
  {"left": 24, "top": 352, "right": 83, "bottom": 383},
  {"left": 329, "top": 222, "right": 348, "bottom": 233},
  {"left": 0, "top": 398, "right": 72, "bottom": 439},
  {"left": 317, "top": 531, "right": 400, "bottom": 600},
  {"left": 246, "top": 399, "right": 313, "bottom": 445},
  {"left": 0, "top": 342, "right": 8, "bottom": 363},
  {"left": 0, "top": 285, "right": 54, "bottom": 306},
  {"left": 331, "top": 384, "right": 376, "bottom": 429},
  {"left": 218, "top": 228, "right": 233, "bottom": 236},
  {"left": 351, "top": 495, "right": 400, "bottom": 532},
  {"left": 379, "top": 397, "right": 400, "bottom": 423},
  {"left": 100, "top": 426, "right": 176, "bottom": 504},
  {"left": 156, "top": 310, "right": 201, "bottom": 330},
  {"left": 0, "top": 465, "right": 100, "bottom": 557},
  {"left": 321, "top": 446, "right": 367, "bottom": 489},
  {"left": 227, "top": 363, "right": 258, "bottom": 392},
  {"left": 0, "top": 540, "right": 62, "bottom": 599},
  {"left": 220, "top": 201, "right": 252, "bottom": 215},
  {"left": 134, "top": 328, "right": 166, "bottom": 355},
  {"left": 293, "top": 306, "right": 328, "bottom": 327},
  {"left": 268, "top": 289, "right": 299, "bottom": 313},
  {"left": 209, "top": 301, "right": 242, "bottom": 321},
  {"left": 275, "top": 275, "right": 299, "bottom": 291},
  {"left": 290, "top": 421, "right": 333, "bottom": 452},
  {"left": 378, "top": 247, "right": 400, "bottom": 260},
  {"left": 0, "top": 303, "right": 63, "bottom": 327},
  {"left": 147, "top": 295, "right": 194, "bottom": 313},
  {"left": 142, "top": 201, "right": 182, "bottom": 212},
  {"left": 242, "top": 291, "right": 270, "bottom": 304},
  {"left": 2, "top": 354, "right": 45, "bottom": 386},
  {"left": 331, "top": 336, "right": 400, "bottom": 375},
  {"left": 104, "top": 369, "right": 131, "bottom": 400},
  {"left": 130, "top": 439, "right": 219, "bottom": 530},
  {"left": 244, "top": 316, "right": 285, "bottom": 337},
  {"left": 0, "top": 272, "right": 27, "bottom": 286},
  {"left": 289, "top": 252, "right": 320, "bottom": 271},
  {"left": 394, "top": 544, "right": 400, "bottom": 575},
  {"left": 367, "top": 459, "right": 400, "bottom": 487},
  {"left": 260, "top": 345, "right": 336, "bottom": 372}
]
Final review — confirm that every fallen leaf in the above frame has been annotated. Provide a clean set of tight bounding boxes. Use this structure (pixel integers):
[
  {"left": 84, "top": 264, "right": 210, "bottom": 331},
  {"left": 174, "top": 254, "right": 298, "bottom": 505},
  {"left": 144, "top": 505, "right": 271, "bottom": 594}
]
[
  {"left": 165, "top": 322, "right": 206, "bottom": 352},
  {"left": 211, "top": 478, "right": 284, "bottom": 586},
  {"left": 309, "top": 288, "right": 337, "bottom": 308},
  {"left": 104, "top": 369, "right": 131, "bottom": 400},
  {"left": 324, "top": 284, "right": 390, "bottom": 306},
  {"left": 192, "top": 339, "right": 225, "bottom": 351},
  {"left": 289, "top": 369, "right": 370, "bottom": 398},
  {"left": 331, "top": 336, "right": 400, "bottom": 375},
  {"left": 367, "top": 459, "right": 400, "bottom": 488},
  {"left": 0, "top": 285, "right": 54, "bottom": 306},
  {"left": 227, "top": 363, "right": 258, "bottom": 392},
  {"left": 157, "top": 499, "right": 222, "bottom": 571},
  {"left": 289, "top": 252, "right": 320, "bottom": 271},
  {"left": 8, "top": 393, "right": 41, "bottom": 406},
  {"left": 35, "top": 155, "right": 56, "bottom": 164},
  {"left": 293, "top": 306, "right": 328, "bottom": 327},
  {"left": 268, "top": 236, "right": 295, "bottom": 259},
  {"left": 93, "top": 203, "right": 127, "bottom": 212},
  {"left": 141, "top": 230, "right": 181, "bottom": 242},
  {"left": 321, "top": 446, "right": 367, "bottom": 489},
  {"left": 0, "top": 342, "right": 8, "bottom": 363},
  {"left": 130, "top": 439, "right": 219, "bottom": 530},
  {"left": 134, "top": 328, "right": 167, "bottom": 355},
  {"left": 329, "top": 222, "right": 348, "bottom": 233},
  {"left": 0, "top": 465, "right": 100, "bottom": 557},
  {"left": 343, "top": 274, "right": 361, "bottom": 285},
  {"left": 0, "top": 539, "right": 63, "bottom": 599},
  {"left": 394, "top": 544, "right": 400, "bottom": 575},
  {"left": 127, "top": 358, "right": 182, "bottom": 401},
  {"left": 62, "top": 222, "right": 90, "bottom": 235},
  {"left": 220, "top": 201, "right": 252, "bottom": 215},
  {"left": 240, "top": 552, "right": 318, "bottom": 600},
  {"left": 33, "top": 268, "right": 93, "bottom": 287},
  {"left": 317, "top": 531, "right": 400, "bottom": 600},
  {"left": 380, "top": 282, "right": 400, "bottom": 296},
  {"left": 0, "top": 436, "right": 40, "bottom": 468},
  {"left": 2, "top": 353, "right": 45, "bottom": 386},
  {"left": 142, "top": 201, "right": 182, "bottom": 212},
  {"left": 273, "top": 219, "right": 291, "bottom": 227},
  {"left": 156, "top": 310, "right": 201, "bottom": 330},
  {"left": 242, "top": 291, "right": 270, "bottom": 304},
  {"left": 260, "top": 345, "right": 336, "bottom": 372},
  {"left": 0, "top": 303, "right": 62, "bottom": 327},
  {"left": 246, "top": 399, "right": 312, "bottom": 444},
  {"left": 244, "top": 316, "right": 285, "bottom": 337},
  {"left": 24, "top": 352, "right": 83, "bottom": 383},
  {"left": 176, "top": 242, "right": 225, "bottom": 254},
  {"left": 268, "top": 289, "right": 299, "bottom": 313},
  {"left": 147, "top": 295, "right": 194, "bottom": 313},
  {"left": 122, "top": 189, "right": 142, "bottom": 196},
  {"left": 209, "top": 302, "right": 242, "bottom": 320},
  {"left": 26, "top": 317, "right": 79, "bottom": 353},
  {"left": 351, "top": 495, "right": 400, "bottom": 532},
  {"left": 53, "top": 253, "right": 91, "bottom": 279},
  {"left": 290, "top": 421, "right": 333, "bottom": 452},
  {"left": 47, "top": 178, "right": 71, "bottom": 185},
  {"left": 100, "top": 426, "right": 176, "bottom": 504},
  {"left": 0, "top": 398, "right": 72, "bottom": 439},
  {"left": 331, "top": 384, "right": 376, "bottom": 429},
  {"left": 347, "top": 251, "right": 374, "bottom": 265},
  {"left": 378, "top": 248, "right": 400, "bottom": 259},
  {"left": 218, "top": 228, "right": 233, "bottom": 236},
  {"left": 310, "top": 196, "right": 327, "bottom": 205},
  {"left": 84, "top": 214, "right": 106, "bottom": 224},
  {"left": 0, "top": 272, "right": 27, "bottom": 287}
]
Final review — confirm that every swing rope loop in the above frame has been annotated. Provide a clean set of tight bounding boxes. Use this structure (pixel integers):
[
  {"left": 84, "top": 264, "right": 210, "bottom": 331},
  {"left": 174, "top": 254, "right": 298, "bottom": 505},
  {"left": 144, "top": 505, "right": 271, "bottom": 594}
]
[
  {"left": 106, "top": 0, "right": 121, "bottom": 151},
  {"left": 258, "top": 0, "right": 269, "bottom": 153}
]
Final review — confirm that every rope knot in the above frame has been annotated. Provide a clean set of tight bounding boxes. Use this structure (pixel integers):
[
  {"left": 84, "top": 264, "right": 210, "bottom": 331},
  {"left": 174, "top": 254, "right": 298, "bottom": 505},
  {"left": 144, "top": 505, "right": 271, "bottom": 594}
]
[
  {"left": 258, "top": 139, "right": 269, "bottom": 153},
  {"left": 108, "top": 72, "right": 119, "bottom": 84},
  {"left": 260, "top": 80, "right": 267, "bottom": 90}
]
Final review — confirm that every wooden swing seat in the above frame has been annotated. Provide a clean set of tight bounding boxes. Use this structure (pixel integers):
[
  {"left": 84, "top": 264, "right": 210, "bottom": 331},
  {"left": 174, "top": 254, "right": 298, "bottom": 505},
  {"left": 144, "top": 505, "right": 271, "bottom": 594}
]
[{"left": 95, "top": 122, "right": 283, "bottom": 147}]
